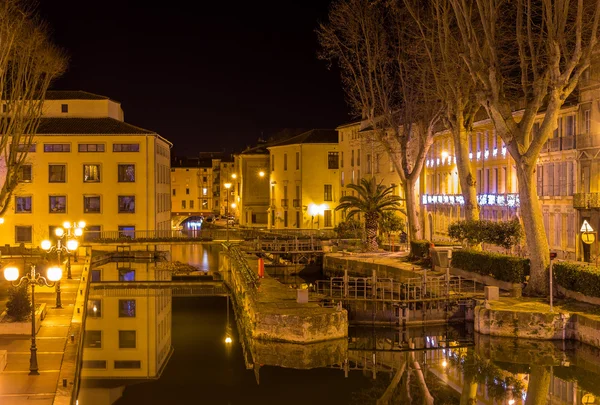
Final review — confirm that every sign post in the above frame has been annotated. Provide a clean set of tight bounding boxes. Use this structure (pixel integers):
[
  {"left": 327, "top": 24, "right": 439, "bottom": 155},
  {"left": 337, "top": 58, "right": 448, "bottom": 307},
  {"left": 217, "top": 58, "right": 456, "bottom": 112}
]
[
  {"left": 581, "top": 220, "right": 595, "bottom": 262},
  {"left": 549, "top": 252, "right": 557, "bottom": 312}
]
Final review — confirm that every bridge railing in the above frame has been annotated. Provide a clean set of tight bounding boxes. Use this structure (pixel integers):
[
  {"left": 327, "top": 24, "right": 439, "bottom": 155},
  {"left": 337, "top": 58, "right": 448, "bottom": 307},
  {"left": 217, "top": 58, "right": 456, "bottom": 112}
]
[
  {"left": 84, "top": 229, "right": 247, "bottom": 242},
  {"left": 226, "top": 244, "right": 260, "bottom": 291}
]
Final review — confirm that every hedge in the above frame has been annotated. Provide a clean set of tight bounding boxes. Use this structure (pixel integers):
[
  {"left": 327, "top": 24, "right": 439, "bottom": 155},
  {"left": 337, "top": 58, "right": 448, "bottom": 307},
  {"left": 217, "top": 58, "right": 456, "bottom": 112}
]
[
  {"left": 554, "top": 261, "right": 600, "bottom": 298},
  {"left": 410, "top": 240, "right": 431, "bottom": 260},
  {"left": 451, "top": 249, "right": 530, "bottom": 283}
]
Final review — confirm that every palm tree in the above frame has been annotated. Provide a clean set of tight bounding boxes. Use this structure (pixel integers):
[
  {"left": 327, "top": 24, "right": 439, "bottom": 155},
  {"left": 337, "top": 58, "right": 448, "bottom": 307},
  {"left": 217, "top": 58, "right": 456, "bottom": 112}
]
[{"left": 336, "top": 178, "right": 404, "bottom": 251}]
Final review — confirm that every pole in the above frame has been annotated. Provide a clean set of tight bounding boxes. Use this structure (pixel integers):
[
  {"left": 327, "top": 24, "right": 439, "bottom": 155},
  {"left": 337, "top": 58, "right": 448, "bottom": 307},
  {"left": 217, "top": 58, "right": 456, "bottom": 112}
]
[
  {"left": 226, "top": 191, "right": 230, "bottom": 242},
  {"left": 56, "top": 249, "right": 62, "bottom": 308},
  {"left": 549, "top": 258, "right": 554, "bottom": 313},
  {"left": 29, "top": 272, "right": 39, "bottom": 375},
  {"left": 67, "top": 252, "right": 72, "bottom": 279}
]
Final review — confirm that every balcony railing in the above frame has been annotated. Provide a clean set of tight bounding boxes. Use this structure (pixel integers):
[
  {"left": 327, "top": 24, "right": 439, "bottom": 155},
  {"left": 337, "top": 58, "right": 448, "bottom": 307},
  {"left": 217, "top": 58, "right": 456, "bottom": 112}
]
[
  {"left": 573, "top": 193, "right": 600, "bottom": 209},
  {"left": 542, "top": 135, "right": 576, "bottom": 152},
  {"left": 293, "top": 199, "right": 301, "bottom": 208},
  {"left": 281, "top": 198, "right": 289, "bottom": 208},
  {"left": 576, "top": 133, "right": 600, "bottom": 149}
]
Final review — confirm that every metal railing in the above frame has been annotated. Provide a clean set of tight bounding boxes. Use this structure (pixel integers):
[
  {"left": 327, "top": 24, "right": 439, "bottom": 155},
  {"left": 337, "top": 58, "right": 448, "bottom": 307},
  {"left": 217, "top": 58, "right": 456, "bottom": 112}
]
[
  {"left": 573, "top": 192, "right": 600, "bottom": 209},
  {"left": 281, "top": 198, "right": 288, "bottom": 208},
  {"left": 576, "top": 133, "right": 600, "bottom": 148},
  {"left": 292, "top": 199, "right": 301, "bottom": 208},
  {"left": 227, "top": 244, "right": 259, "bottom": 290}
]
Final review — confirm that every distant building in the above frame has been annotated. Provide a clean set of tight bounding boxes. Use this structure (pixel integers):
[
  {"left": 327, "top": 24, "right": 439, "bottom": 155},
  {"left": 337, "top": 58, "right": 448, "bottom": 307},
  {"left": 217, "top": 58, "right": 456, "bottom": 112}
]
[
  {"left": 233, "top": 143, "right": 270, "bottom": 227},
  {"left": 2, "top": 91, "right": 171, "bottom": 246},
  {"left": 267, "top": 129, "right": 340, "bottom": 229}
]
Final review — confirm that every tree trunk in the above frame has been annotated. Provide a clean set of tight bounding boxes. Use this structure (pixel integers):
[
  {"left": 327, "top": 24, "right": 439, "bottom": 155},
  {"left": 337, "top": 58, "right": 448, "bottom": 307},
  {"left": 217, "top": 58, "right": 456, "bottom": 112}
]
[
  {"left": 365, "top": 213, "right": 379, "bottom": 251},
  {"left": 376, "top": 361, "right": 406, "bottom": 405},
  {"left": 405, "top": 178, "right": 421, "bottom": 242},
  {"left": 409, "top": 352, "right": 434, "bottom": 405},
  {"left": 459, "top": 371, "right": 478, "bottom": 405},
  {"left": 517, "top": 162, "right": 549, "bottom": 296},
  {"left": 453, "top": 128, "right": 479, "bottom": 222},
  {"left": 524, "top": 365, "right": 551, "bottom": 405}
]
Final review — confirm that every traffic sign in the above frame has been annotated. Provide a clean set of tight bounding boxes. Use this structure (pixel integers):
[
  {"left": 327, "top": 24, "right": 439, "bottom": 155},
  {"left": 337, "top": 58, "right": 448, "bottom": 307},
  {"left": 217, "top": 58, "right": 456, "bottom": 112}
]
[
  {"left": 581, "top": 220, "right": 594, "bottom": 233},
  {"left": 582, "top": 232, "right": 596, "bottom": 245}
]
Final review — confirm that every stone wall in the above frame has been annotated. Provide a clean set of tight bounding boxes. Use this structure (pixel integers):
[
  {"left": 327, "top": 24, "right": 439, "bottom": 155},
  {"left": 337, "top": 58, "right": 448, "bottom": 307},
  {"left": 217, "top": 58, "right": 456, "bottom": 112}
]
[
  {"left": 220, "top": 251, "right": 348, "bottom": 343},
  {"left": 474, "top": 304, "right": 600, "bottom": 349}
]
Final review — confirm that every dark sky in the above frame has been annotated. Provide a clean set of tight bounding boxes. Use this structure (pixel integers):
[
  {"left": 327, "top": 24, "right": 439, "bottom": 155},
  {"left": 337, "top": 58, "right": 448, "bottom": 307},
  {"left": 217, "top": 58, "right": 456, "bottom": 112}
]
[{"left": 38, "top": 1, "right": 351, "bottom": 156}]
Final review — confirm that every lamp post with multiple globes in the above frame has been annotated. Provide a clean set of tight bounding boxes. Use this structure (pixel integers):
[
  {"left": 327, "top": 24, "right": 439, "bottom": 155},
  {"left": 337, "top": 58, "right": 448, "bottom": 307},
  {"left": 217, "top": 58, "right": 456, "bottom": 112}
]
[
  {"left": 41, "top": 221, "right": 85, "bottom": 308},
  {"left": 3, "top": 264, "right": 62, "bottom": 375},
  {"left": 224, "top": 183, "right": 232, "bottom": 242}
]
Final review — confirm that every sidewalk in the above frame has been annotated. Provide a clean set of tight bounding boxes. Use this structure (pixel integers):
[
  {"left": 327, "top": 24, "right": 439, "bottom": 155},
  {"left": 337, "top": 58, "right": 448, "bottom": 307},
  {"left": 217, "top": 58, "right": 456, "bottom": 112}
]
[{"left": 0, "top": 258, "right": 88, "bottom": 405}]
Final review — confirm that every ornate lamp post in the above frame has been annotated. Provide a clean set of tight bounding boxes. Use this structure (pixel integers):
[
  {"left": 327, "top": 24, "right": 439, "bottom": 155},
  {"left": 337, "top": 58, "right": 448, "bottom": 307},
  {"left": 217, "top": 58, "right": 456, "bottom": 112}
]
[
  {"left": 224, "top": 182, "right": 232, "bottom": 242},
  {"left": 3, "top": 264, "right": 62, "bottom": 375}
]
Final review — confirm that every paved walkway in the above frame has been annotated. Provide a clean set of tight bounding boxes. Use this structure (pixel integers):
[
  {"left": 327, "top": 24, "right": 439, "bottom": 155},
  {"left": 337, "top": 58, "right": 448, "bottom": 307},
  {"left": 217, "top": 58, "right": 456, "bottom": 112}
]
[{"left": 0, "top": 257, "right": 88, "bottom": 405}]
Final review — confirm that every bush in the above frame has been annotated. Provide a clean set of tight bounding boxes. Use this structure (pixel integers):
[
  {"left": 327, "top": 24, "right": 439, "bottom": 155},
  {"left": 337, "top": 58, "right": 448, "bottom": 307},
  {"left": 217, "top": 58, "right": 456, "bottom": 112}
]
[
  {"left": 554, "top": 261, "right": 600, "bottom": 298},
  {"left": 335, "top": 219, "right": 362, "bottom": 239},
  {"left": 410, "top": 240, "right": 431, "bottom": 260},
  {"left": 451, "top": 249, "right": 530, "bottom": 283},
  {"left": 6, "top": 284, "right": 31, "bottom": 321},
  {"left": 448, "top": 219, "right": 523, "bottom": 249}
]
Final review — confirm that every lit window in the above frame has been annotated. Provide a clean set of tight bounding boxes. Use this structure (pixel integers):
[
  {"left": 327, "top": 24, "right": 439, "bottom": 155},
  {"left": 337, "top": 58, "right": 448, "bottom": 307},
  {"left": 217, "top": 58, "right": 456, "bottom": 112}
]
[
  {"left": 83, "top": 164, "right": 101, "bottom": 182},
  {"left": 118, "top": 300, "right": 136, "bottom": 317},
  {"left": 117, "top": 164, "right": 135, "bottom": 182}
]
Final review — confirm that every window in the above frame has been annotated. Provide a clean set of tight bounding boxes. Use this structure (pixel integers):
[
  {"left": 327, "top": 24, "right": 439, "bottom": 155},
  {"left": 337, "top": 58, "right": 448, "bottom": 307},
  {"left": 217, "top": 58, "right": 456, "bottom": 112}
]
[
  {"left": 585, "top": 109, "right": 591, "bottom": 134},
  {"left": 84, "top": 225, "right": 101, "bottom": 242},
  {"left": 84, "top": 196, "right": 101, "bottom": 213},
  {"left": 328, "top": 152, "right": 339, "bottom": 169},
  {"left": 84, "top": 330, "right": 101, "bottom": 348},
  {"left": 82, "top": 360, "right": 106, "bottom": 369},
  {"left": 44, "top": 144, "right": 70, "bottom": 152},
  {"left": 88, "top": 299, "right": 102, "bottom": 317},
  {"left": 118, "top": 225, "right": 135, "bottom": 238},
  {"left": 190, "top": 200, "right": 194, "bottom": 209},
  {"left": 324, "top": 184, "right": 333, "bottom": 201},
  {"left": 15, "top": 196, "right": 32, "bottom": 213},
  {"left": 15, "top": 226, "right": 32, "bottom": 243},
  {"left": 83, "top": 164, "right": 101, "bottom": 182},
  {"left": 49, "top": 196, "right": 67, "bottom": 213},
  {"left": 324, "top": 210, "right": 332, "bottom": 227},
  {"left": 118, "top": 300, "right": 136, "bottom": 317},
  {"left": 113, "top": 143, "right": 140, "bottom": 152},
  {"left": 172, "top": 189, "right": 176, "bottom": 196},
  {"left": 296, "top": 211, "right": 300, "bottom": 228},
  {"left": 296, "top": 152, "right": 300, "bottom": 170},
  {"left": 284, "top": 154, "right": 288, "bottom": 170},
  {"left": 186, "top": 188, "right": 190, "bottom": 195},
  {"left": 202, "top": 199, "right": 208, "bottom": 209},
  {"left": 114, "top": 360, "right": 141, "bottom": 369},
  {"left": 61, "top": 104, "right": 68, "bottom": 113},
  {"left": 271, "top": 155, "right": 275, "bottom": 171},
  {"left": 182, "top": 200, "right": 186, "bottom": 209},
  {"left": 202, "top": 176, "right": 207, "bottom": 182},
  {"left": 119, "top": 331, "right": 136, "bottom": 349},
  {"left": 118, "top": 268, "right": 135, "bottom": 281},
  {"left": 202, "top": 188, "right": 208, "bottom": 196},
  {"left": 357, "top": 150, "right": 361, "bottom": 166},
  {"left": 341, "top": 151, "right": 344, "bottom": 168},
  {"left": 48, "top": 164, "right": 66, "bottom": 182},
  {"left": 351, "top": 150, "right": 354, "bottom": 166},
  {"left": 117, "top": 164, "right": 135, "bottom": 182},
  {"left": 16, "top": 144, "right": 35, "bottom": 152},
  {"left": 366, "top": 154, "right": 372, "bottom": 174},
  {"left": 375, "top": 154, "right": 380, "bottom": 173},
  {"left": 284, "top": 211, "right": 288, "bottom": 227},
  {"left": 90, "top": 269, "right": 101, "bottom": 282},
  {"left": 17, "top": 165, "right": 32, "bottom": 182},
  {"left": 78, "top": 144, "right": 105, "bottom": 152},
  {"left": 118, "top": 196, "right": 135, "bottom": 213}
]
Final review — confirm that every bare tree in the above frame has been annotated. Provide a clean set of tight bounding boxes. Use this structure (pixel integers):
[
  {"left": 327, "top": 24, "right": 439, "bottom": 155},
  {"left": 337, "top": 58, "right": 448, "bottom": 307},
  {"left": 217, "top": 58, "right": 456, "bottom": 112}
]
[
  {"left": 405, "top": 0, "right": 481, "bottom": 227},
  {"left": 449, "top": 0, "right": 600, "bottom": 295},
  {"left": 318, "top": 0, "right": 441, "bottom": 243},
  {"left": 0, "top": 0, "right": 67, "bottom": 217}
]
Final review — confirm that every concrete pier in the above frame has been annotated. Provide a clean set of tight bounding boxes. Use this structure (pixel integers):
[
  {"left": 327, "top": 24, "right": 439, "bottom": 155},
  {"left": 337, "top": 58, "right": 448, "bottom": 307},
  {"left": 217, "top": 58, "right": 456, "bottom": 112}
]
[{"left": 219, "top": 249, "right": 348, "bottom": 344}]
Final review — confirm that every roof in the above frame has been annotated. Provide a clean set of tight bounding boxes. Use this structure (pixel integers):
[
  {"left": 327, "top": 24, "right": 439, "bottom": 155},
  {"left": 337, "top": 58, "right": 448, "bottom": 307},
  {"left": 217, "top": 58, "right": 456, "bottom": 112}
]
[
  {"left": 268, "top": 129, "right": 338, "bottom": 147},
  {"left": 36, "top": 117, "right": 154, "bottom": 135},
  {"left": 335, "top": 120, "right": 361, "bottom": 130},
  {"left": 45, "top": 91, "right": 109, "bottom": 100}
]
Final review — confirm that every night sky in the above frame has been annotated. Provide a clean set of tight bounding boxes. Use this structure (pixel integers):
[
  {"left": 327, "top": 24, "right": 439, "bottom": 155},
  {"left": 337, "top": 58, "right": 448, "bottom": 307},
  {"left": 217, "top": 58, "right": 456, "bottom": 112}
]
[{"left": 38, "top": 1, "right": 351, "bottom": 156}]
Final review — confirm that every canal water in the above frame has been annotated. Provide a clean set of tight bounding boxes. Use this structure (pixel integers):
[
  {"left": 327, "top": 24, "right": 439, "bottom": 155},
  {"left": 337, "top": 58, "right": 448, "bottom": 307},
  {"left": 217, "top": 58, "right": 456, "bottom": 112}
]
[{"left": 77, "top": 244, "right": 600, "bottom": 405}]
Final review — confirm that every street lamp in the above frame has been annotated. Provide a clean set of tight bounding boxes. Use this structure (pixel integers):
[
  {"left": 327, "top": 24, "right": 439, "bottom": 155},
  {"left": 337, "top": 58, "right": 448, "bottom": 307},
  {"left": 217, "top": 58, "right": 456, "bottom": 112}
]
[
  {"left": 4, "top": 264, "right": 62, "bottom": 375},
  {"left": 224, "top": 183, "right": 232, "bottom": 242},
  {"left": 308, "top": 204, "right": 326, "bottom": 230},
  {"left": 42, "top": 221, "right": 85, "bottom": 280}
]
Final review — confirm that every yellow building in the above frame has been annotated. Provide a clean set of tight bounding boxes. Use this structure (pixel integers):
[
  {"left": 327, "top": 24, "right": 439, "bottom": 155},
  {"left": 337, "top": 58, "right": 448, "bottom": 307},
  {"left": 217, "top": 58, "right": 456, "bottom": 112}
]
[
  {"left": 267, "top": 129, "right": 340, "bottom": 229},
  {"left": 1, "top": 91, "right": 172, "bottom": 246},
  {"left": 232, "top": 144, "right": 270, "bottom": 227}
]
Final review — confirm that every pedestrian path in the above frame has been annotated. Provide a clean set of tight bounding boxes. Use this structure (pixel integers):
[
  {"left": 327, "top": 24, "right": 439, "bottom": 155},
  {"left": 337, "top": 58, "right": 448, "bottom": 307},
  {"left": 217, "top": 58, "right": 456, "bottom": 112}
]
[{"left": 0, "top": 257, "right": 88, "bottom": 405}]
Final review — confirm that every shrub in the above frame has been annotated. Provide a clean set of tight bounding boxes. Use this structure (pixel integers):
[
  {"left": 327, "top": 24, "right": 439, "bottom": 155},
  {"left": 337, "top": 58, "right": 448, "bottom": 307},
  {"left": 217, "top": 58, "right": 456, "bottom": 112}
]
[
  {"left": 410, "top": 240, "right": 431, "bottom": 260},
  {"left": 451, "top": 249, "right": 530, "bottom": 283},
  {"left": 335, "top": 219, "right": 362, "bottom": 239},
  {"left": 6, "top": 284, "right": 31, "bottom": 321},
  {"left": 554, "top": 261, "right": 600, "bottom": 298},
  {"left": 448, "top": 219, "right": 523, "bottom": 249}
]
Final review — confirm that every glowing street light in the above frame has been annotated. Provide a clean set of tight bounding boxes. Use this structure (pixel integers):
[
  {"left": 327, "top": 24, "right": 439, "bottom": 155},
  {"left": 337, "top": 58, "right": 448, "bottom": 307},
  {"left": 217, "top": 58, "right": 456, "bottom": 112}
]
[
  {"left": 224, "top": 183, "right": 232, "bottom": 242},
  {"left": 258, "top": 171, "right": 265, "bottom": 177},
  {"left": 3, "top": 264, "right": 62, "bottom": 375}
]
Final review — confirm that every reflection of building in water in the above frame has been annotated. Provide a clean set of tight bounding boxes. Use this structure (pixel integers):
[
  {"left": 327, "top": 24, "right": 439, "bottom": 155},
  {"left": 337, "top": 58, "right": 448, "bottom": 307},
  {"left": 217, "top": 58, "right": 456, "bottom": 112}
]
[{"left": 82, "top": 260, "right": 173, "bottom": 380}]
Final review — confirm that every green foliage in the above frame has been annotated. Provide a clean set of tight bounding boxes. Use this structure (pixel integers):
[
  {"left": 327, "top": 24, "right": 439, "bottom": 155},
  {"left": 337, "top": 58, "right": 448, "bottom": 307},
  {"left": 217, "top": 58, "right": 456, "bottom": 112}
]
[
  {"left": 6, "top": 284, "right": 31, "bottom": 321},
  {"left": 448, "top": 219, "right": 523, "bottom": 249},
  {"left": 334, "top": 219, "right": 362, "bottom": 239},
  {"left": 451, "top": 249, "right": 530, "bottom": 283},
  {"left": 379, "top": 211, "right": 405, "bottom": 235},
  {"left": 554, "top": 261, "right": 600, "bottom": 298},
  {"left": 409, "top": 240, "right": 431, "bottom": 260},
  {"left": 335, "top": 177, "right": 404, "bottom": 220}
]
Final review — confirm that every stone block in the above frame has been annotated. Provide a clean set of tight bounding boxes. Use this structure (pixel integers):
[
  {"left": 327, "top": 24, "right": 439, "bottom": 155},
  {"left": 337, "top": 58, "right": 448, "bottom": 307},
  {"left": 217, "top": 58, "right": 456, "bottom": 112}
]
[
  {"left": 484, "top": 286, "right": 500, "bottom": 301},
  {"left": 296, "top": 289, "right": 309, "bottom": 304},
  {"left": 0, "top": 350, "right": 6, "bottom": 371}
]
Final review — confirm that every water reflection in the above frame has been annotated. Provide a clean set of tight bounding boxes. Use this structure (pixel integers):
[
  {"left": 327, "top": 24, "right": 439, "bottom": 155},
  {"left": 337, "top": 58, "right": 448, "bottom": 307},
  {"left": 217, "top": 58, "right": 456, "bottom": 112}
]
[
  {"left": 78, "top": 253, "right": 600, "bottom": 404},
  {"left": 169, "top": 243, "right": 221, "bottom": 272}
]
